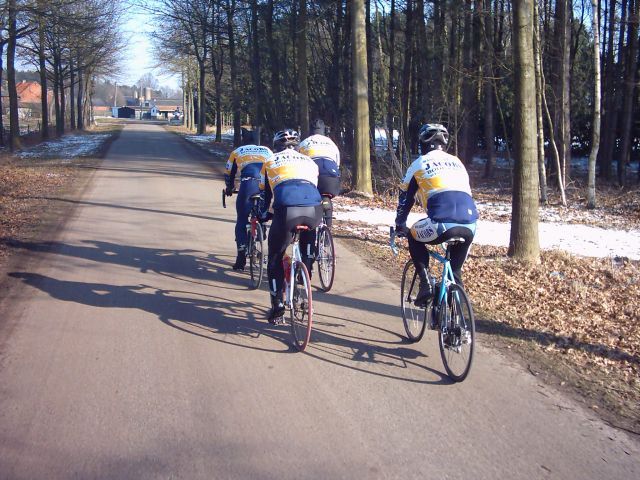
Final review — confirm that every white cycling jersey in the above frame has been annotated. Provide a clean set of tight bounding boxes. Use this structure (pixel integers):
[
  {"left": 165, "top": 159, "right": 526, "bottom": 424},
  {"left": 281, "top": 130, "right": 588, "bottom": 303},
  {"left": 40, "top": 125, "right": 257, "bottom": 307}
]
[{"left": 298, "top": 135, "right": 340, "bottom": 165}]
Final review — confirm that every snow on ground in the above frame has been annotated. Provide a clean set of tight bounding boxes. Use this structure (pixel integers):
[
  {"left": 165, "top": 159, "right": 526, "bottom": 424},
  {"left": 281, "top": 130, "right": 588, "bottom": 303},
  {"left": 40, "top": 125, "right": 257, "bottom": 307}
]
[
  {"left": 334, "top": 204, "right": 640, "bottom": 261},
  {"left": 17, "top": 134, "right": 111, "bottom": 160}
]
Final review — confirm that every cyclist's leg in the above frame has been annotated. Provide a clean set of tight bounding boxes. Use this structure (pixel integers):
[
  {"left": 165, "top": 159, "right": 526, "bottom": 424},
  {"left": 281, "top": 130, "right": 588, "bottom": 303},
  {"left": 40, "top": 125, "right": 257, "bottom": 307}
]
[
  {"left": 409, "top": 218, "right": 441, "bottom": 305},
  {"left": 434, "top": 224, "right": 476, "bottom": 287},
  {"left": 266, "top": 208, "right": 293, "bottom": 321},
  {"left": 233, "top": 180, "right": 260, "bottom": 270},
  {"left": 285, "top": 205, "right": 323, "bottom": 277}
]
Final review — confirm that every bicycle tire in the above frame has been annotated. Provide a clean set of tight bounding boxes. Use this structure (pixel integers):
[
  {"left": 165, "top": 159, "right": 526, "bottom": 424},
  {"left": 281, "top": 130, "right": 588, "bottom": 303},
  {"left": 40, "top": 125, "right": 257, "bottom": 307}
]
[
  {"left": 317, "top": 225, "right": 336, "bottom": 292},
  {"left": 438, "top": 283, "right": 475, "bottom": 382},
  {"left": 400, "top": 260, "right": 429, "bottom": 342},
  {"left": 290, "top": 261, "right": 313, "bottom": 351},
  {"left": 248, "top": 223, "right": 264, "bottom": 290}
]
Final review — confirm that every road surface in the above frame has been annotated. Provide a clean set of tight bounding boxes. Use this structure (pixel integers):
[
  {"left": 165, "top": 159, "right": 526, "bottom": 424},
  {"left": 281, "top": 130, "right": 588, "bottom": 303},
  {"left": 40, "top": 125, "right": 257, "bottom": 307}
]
[{"left": 0, "top": 124, "right": 637, "bottom": 479}]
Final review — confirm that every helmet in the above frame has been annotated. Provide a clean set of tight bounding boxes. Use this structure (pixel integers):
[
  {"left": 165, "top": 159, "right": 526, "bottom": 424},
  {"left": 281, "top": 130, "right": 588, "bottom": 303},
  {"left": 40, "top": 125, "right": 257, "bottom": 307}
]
[
  {"left": 273, "top": 129, "right": 300, "bottom": 152},
  {"left": 418, "top": 123, "right": 449, "bottom": 153},
  {"left": 310, "top": 119, "right": 326, "bottom": 136}
]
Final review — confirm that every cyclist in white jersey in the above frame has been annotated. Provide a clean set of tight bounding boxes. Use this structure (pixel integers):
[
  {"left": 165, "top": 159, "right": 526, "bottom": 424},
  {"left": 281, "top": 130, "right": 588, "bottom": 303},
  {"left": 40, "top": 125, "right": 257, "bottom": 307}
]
[
  {"left": 224, "top": 135, "right": 273, "bottom": 270},
  {"left": 259, "top": 129, "right": 322, "bottom": 323},
  {"left": 395, "top": 123, "right": 479, "bottom": 306},
  {"left": 298, "top": 119, "right": 340, "bottom": 227}
]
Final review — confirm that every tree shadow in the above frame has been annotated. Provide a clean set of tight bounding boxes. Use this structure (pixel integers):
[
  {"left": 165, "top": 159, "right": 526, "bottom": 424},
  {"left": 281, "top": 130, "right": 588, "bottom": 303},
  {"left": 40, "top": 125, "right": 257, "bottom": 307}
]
[
  {"left": 475, "top": 318, "right": 640, "bottom": 367},
  {"left": 13, "top": 197, "right": 235, "bottom": 224},
  {"left": 8, "top": 270, "right": 449, "bottom": 385},
  {"left": 3, "top": 239, "right": 243, "bottom": 288}
]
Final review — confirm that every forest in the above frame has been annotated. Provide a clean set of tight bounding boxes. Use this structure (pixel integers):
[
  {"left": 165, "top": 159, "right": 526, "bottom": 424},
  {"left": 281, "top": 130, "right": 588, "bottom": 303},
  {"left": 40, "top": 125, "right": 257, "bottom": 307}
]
[
  {"left": 149, "top": 0, "right": 639, "bottom": 193},
  {"left": 0, "top": 1, "right": 639, "bottom": 259}
]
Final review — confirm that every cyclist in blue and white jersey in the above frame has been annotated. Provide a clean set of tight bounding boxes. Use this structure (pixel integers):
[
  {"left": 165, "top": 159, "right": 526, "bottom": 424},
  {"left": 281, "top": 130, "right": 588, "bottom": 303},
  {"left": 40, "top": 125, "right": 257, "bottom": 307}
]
[
  {"left": 224, "top": 136, "right": 273, "bottom": 270},
  {"left": 259, "top": 129, "right": 322, "bottom": 323},
  {"left": 394, "top": 123, "right": 479, "bottom": 306},
  {"left": 298, "top": 119, "right": 340, "bottom": 227}
]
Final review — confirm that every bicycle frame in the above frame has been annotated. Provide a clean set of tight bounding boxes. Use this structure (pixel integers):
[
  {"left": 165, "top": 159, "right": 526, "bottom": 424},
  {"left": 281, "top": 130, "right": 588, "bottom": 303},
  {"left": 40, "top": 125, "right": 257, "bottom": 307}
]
[{"left": 284, "top": 232, "right": 304, "bottom": 307}]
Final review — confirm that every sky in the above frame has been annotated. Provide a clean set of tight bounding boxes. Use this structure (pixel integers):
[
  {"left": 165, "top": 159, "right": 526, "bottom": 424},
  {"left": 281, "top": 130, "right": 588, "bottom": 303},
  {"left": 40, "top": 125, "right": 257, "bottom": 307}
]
[{"left": 119, "top": 3, "right": 180, "bottom": 90}]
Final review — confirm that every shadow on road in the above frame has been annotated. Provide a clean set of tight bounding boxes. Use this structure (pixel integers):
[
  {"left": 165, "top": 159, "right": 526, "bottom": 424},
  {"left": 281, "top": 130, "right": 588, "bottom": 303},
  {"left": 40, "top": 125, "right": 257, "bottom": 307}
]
[
  {"left": 8, "top": 271, "right": 292, "bottom": 354},
  {"left": 14, "top": 198, "right": 235, "bottom": 225}
]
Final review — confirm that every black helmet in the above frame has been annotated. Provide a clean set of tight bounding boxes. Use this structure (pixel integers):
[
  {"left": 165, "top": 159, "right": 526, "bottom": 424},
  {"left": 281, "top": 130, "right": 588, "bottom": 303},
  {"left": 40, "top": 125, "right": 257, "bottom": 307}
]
[
  {"left": 310, "top": 119, "right": 326, "bottom": 136},
  {"left": 273, "top": 129, "right": 300, "bottom": 152},
  {"left": 418, "top": 123, "right": 449, "bottom": 153}
]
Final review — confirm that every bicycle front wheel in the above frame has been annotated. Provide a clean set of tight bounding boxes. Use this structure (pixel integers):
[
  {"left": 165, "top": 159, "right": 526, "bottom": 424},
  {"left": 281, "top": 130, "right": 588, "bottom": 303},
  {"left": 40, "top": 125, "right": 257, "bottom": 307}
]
[
  {"left": 438, "top": 284, "right": 475, "bottom": 382},
  {"left": 248, "top": 224, "right": 264, "bottom": 290},
  {"left": 317, "top": 225, "right": 336, "bottom": 292},
  {"left": 290, "top": 261, "right": 313, "bottom": 351},
  {"left": 400, "top": 260, "right": 429, "bottom": 342}
]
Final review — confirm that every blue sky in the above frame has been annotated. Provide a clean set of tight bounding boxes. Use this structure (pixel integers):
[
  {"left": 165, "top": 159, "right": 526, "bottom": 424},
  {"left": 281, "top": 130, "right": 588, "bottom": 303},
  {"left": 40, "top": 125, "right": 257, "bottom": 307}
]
[{"left": 120, "top": 3, "right": 180, "bottom": 90}]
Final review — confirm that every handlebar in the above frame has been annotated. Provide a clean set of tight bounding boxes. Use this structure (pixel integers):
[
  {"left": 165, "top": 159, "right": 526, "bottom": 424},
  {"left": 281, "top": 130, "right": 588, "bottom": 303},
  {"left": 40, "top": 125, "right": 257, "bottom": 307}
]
[{"left": 221, "top": 188, "right": 239, "bottom": 208}]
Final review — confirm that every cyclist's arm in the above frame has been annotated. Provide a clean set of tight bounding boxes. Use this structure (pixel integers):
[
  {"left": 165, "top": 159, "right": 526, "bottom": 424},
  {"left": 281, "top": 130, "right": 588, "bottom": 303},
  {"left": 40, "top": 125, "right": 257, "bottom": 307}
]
[
  {"left": 395, "top": 176, "right": 418, "bottom": 225},
  {"left": 224, "top": 152, "right": 238, "bottom": 190},
  {"left": 258, "top": 163, "right": 272, "bottom": 213}
]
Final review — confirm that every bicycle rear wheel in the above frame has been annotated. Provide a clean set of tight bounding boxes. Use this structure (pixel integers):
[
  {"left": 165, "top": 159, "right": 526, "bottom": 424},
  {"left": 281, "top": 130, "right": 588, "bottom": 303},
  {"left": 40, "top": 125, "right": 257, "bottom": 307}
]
[
  {"left": 290, "top": 261, "right": 313, "bottom": 351},
  {"left": 317, "top": 225, "right": 335, "bottom": 292},
  {"left": 248, "top": 223, "right": 264, "bottom": 290},
  {"left": 438, "top": 284, "right": 475, "bottom": 382},
  {"left": 400, "top": 260, "right": 429, "bottom": 342}
]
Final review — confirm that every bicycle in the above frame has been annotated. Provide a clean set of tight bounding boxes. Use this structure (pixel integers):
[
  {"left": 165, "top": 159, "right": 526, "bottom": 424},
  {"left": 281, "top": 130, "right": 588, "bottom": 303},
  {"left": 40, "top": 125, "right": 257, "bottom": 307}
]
[
  {"left": 314, "top": 194, "right": 336, "bottom": 292},
  {"left": 222, "top": 189, "right": 266, "bottom": 289},
  {"left": 281, "top": 226, "right": 314, "bottom": 351},
  {"left": 389, "top": 226, "right": 476, "bottom": 382},
  {"left": 246, "top": 195, "right": 267, "bottom": 289}
]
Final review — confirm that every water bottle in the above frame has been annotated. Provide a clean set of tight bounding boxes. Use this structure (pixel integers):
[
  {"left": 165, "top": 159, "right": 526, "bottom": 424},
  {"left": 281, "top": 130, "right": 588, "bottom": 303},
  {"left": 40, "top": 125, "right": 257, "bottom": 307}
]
[{"left": 282, "top": 254, "right": 291, "bottom": 277}]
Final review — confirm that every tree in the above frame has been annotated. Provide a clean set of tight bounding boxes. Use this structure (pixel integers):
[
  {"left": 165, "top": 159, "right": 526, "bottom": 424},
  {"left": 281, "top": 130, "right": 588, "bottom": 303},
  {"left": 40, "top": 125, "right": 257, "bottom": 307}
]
[
  {"left": 352, "top": 0, "right": 372, "bottom": 195},
  {"left": 587, "top": 0, "right": 602, "bottom": 208},
  {"left": 509, "top": 0, "right": 540, "bottom": 262}
]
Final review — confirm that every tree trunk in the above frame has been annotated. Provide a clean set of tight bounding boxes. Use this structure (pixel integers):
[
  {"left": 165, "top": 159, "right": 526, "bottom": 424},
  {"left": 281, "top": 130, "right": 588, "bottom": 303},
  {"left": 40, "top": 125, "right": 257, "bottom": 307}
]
[
  {"left": 227, "top": 0, "right": 241, "bottom": 146},
  {"left": 77, "top": 64, "right": 84, "bottom": 130},
  {"left": 0, "top": 43, "right": 5, "bottom": 147},
  {"left": 618, "top": 1, "right": 639, "bottom": 186},
  {"left": 297, "top": 0, "right": 309, "bottom": 137},
  {"left": 386, "top": 0, "right": 396, "bottom": 138},
  {"left": 509, "top": 0, "right": 540, "bottom": 262},
  {"left": 69, "top": 58, "right": 76, "bottom": 130},
  {"left": 266, "top": 0, "right": 282, "bottom": 133},
  {"left": 38, "top": 1, "right": 49, "bottom": 139},
  {"left": 534, "top": 0, "right": 548, "bottom": 203},
  {"left": 250, "top": 0, "right": 263, "bottom": 132},
  {"left": 352, "top": 0, "right": 372, "bottom": 195},
  {"left": 481, "top": 0, "right": 496, "bottom": 178},
  {"left": 587, "top": 0, "right": 602, "bottom": 208},
  {"left": 198, "top": 59, "right": 206, "bottom": 135},
  {"left": 7, "top": 0, "right": 21, "bottom": 150}
]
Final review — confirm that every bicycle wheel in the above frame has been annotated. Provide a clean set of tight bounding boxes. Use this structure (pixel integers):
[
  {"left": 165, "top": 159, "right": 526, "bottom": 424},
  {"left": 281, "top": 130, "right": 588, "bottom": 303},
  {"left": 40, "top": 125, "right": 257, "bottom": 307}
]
[
  {"left": 438, "top": 284, "right": 475, "bottom": 382},
  {"left": 400, "top": 260, "right": 429, "bottom": 342},
  {"left": 316, "top": 225, "right": 336, "bottom": 292},
  {"left": 290, "top": 261, "right": 313, "bottom": 351},
  {"left": 248, "top": 223, "right": 264, "bottom": 290}
]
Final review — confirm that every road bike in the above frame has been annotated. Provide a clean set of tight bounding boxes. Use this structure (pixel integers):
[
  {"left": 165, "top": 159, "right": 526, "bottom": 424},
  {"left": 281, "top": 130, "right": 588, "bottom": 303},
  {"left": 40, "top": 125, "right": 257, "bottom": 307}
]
[
  {"left": 314, "top": 195, "right": 336, "bottom": 292},
  {"left": 246, "top": 195, "right": 267, "bottom": 289},
  {"left": 222, "top": 189, "right": 267, "bottom": 289},
  {"left": 390, "top": 226, "right": 476, "bottom": 382},
  {"left": 282, "top": 226, "right": 314, "bottom": 351}
]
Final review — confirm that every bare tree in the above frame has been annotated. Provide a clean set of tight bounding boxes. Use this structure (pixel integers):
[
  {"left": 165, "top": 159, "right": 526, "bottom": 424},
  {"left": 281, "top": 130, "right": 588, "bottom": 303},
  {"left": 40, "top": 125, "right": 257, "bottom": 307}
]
[
  {"left": 587, "top": 0, "right": 602, "bottom": 208},
  {"left": 509, "top": 0, "right": 540, "bottom": 262}
]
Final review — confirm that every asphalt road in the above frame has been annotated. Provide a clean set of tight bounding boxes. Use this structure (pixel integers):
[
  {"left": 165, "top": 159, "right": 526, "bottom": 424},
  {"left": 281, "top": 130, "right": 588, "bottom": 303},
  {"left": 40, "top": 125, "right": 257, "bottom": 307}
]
[{"left": 0, "top": 124, "right": 638, "bottom": 479}]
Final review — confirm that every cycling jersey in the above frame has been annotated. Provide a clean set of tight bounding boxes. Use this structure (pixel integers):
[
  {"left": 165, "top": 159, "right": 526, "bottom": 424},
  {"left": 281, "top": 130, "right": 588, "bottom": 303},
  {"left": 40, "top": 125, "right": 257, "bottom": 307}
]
[
  {"left": 396, "top": 149, "right": 478, "bottom": 225},
  {"left": 298, "top": 135, "right": 340, "bottom": 166},
  {"left": 225, "top": 145, "right": 273, "bottom": 188},
  {"left": 260, "top": 149, "right": 321, "bottom": 208}
]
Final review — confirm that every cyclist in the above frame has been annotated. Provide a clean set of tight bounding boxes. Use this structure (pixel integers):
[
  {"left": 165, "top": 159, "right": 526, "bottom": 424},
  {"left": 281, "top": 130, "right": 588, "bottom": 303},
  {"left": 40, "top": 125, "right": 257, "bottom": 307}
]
[
  {"left": 224, "top": 134, "right": 273, "bottom": 270},
  {"left": 259, "top": 129, "right": 322, "bottom": 324},
  {"left": 298, "top": 119, "right": 340, "bottom": 227},
  {"left": 394, "top": 123, "right": 478, "bottom": 307}
]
